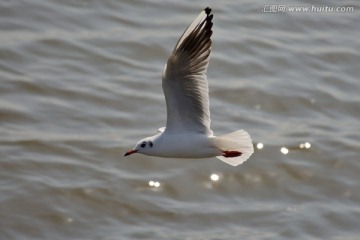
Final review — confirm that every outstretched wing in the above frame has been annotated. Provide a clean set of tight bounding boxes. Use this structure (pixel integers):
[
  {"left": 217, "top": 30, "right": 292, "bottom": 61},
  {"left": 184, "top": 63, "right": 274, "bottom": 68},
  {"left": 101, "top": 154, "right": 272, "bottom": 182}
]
[{"left": 162, "top": 7, "right": 213, "bottom": 136}]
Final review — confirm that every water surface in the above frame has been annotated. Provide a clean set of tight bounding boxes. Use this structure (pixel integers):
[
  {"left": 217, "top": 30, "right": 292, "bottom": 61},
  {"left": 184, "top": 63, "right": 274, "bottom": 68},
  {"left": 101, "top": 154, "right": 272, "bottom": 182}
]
[{"left": 0, "top": 0, "right": 359, "bottom": 239}]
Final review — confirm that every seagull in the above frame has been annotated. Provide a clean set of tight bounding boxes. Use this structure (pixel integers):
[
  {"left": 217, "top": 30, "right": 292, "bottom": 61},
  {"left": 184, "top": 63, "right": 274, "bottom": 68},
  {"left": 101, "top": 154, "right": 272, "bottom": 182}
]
[{"left": 124, "top": 7, "right": 254, "bottom": 166}]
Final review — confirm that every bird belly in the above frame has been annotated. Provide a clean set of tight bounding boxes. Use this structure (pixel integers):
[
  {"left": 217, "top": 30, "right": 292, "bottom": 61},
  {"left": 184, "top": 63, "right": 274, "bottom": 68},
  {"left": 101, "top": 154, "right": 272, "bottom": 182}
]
[{"left": 150, "top": 134, "right": 221, "bottom": 158}]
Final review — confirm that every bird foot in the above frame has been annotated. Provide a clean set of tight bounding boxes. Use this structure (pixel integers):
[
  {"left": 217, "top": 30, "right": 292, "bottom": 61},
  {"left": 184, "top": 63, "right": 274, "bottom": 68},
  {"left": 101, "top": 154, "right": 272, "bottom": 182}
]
[{"left": 222, "top": 151, "right": 242, "bottom": 158}]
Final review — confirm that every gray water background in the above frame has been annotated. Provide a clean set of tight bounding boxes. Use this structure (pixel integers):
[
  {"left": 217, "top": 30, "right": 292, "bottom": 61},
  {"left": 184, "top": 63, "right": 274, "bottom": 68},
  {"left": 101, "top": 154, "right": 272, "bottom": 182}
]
[{"left": 0, "top": 0, "right": 359, "bottom": 239}]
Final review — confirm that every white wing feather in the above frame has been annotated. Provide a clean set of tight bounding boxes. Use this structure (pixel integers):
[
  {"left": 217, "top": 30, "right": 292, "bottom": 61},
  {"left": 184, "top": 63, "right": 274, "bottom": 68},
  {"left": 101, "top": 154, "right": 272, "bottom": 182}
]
[{"left": 162, "top": 8, "right": 213, "bottom": 136}]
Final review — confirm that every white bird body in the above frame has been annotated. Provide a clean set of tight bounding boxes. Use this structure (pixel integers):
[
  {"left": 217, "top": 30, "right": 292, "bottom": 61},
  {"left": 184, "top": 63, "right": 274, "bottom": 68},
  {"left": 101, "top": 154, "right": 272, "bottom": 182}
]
[
  {"left": 141, "top": 132, "right": 221, "bottom": 159},
  {"left": 125, "top": 7, "right": 254, "bottom": 166}
]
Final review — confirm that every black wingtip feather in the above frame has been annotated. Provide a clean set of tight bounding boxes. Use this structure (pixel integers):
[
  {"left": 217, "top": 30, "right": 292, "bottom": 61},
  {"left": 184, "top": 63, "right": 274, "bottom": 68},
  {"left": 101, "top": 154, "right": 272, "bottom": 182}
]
[
  {"left": 204, "top": 7, "right": 211, "bottom": 15},
  {"left": 171, "top": 6, "right": 214, "bottom": 66},
  {"left": 204, "top": 8, "right": 213, "bottom": 32}
]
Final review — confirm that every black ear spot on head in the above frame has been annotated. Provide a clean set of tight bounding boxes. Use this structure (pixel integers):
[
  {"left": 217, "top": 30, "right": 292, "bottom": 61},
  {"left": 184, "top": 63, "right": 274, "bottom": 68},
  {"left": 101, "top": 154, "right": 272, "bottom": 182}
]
[
  {"left": 149, "top": 141, "right": 153, "bottom": 148},
  {"left": 140, "top": 142, "right": 146, "bottom": 148}
]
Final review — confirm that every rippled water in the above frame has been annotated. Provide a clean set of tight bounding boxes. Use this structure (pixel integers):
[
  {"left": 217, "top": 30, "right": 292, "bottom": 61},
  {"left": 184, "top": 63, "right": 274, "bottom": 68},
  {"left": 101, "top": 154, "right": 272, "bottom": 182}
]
[{"left": 1, "top": 0, "right": 359, "bottom": 239}]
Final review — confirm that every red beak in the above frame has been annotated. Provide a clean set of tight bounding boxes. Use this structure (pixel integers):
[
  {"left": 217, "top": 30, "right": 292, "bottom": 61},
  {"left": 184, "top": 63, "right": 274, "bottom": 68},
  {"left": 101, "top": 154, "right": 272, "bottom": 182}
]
[{"left": 124, "top": 149, "right": 138, "bottom": 157}]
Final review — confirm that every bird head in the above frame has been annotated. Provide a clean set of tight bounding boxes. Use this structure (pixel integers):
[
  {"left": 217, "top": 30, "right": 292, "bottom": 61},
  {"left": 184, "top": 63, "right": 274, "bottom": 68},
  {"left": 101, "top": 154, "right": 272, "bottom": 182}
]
[{"left": 124, "top": 136, "right": 157, "bottom": 157}]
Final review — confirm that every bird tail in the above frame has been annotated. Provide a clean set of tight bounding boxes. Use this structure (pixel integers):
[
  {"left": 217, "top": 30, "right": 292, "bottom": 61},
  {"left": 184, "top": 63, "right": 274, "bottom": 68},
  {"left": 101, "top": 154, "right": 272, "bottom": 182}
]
[{"left": 214, "top": 130, "right": 254, "bottom": 166}]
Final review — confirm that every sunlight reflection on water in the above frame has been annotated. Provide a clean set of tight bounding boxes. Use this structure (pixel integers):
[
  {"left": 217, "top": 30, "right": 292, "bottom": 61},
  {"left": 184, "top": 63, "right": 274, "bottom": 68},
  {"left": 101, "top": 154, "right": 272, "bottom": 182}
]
[
  {"left": 280, "top": 147, "right": 289, "bottom": 154},
  {"left": 210, "top": 173, "right": 220, "bottom": 182},
  {"left": 148, "top": 180, "right": 161, "bottom": 188},
  {"left": 257, "top": 143, "right": 264, "bottom": 149}
]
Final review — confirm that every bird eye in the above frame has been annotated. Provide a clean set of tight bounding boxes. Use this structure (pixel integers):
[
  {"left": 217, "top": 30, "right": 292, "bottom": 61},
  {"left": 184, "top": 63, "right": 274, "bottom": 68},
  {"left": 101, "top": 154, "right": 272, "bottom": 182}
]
[
  {"left": 149, "top": 141, "right": 153, "bottom": 148},
  {"left": 140, "top": 142, "right": 146, "bottom": 148}
]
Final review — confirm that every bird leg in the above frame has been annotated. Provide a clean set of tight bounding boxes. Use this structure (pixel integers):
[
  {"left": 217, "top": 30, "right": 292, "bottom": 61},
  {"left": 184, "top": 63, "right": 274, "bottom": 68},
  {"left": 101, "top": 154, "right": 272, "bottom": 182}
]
[{"left": 222, "top": 151, "right": 242, "bottom": 158}]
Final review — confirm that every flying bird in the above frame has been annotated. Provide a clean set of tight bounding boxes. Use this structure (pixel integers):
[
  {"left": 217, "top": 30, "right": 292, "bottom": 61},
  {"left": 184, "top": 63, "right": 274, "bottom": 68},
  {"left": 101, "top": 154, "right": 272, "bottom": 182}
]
[{"left": 124, "top": 7, "right": 254, "bottom": 166}]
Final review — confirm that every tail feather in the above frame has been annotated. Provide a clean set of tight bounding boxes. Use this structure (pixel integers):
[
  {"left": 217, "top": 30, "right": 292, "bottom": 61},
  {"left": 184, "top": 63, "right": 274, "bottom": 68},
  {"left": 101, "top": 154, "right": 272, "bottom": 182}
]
[{"left": 214, "top": 130, "right": 254, "bottom": 166}]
